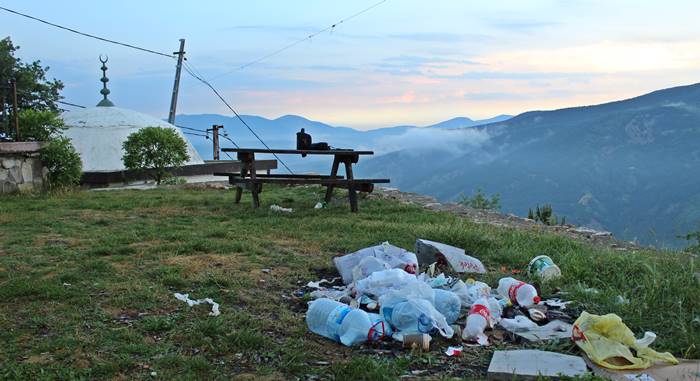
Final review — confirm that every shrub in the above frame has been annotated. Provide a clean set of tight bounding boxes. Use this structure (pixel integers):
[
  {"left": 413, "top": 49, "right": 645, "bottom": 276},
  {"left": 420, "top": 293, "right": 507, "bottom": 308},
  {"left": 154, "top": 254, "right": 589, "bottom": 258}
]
[
  {"left": 122, "top": 127, "right": 190, "bottom": 185},
  {"left": 17, "top": 109, "right": 65, "bottom": 141},
  {"left": 39, "top": 137, "right": 82, "bottom": 190},
  {"left": 459, "top": 188, "right": 500, "bottom": 210}
]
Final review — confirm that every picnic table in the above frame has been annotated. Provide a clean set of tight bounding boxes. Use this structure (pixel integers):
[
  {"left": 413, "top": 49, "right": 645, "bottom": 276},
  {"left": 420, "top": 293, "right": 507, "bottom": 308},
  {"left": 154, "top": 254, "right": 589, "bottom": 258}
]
[{"left": 216, "top": 148, "right": 390, "bottom": 212}]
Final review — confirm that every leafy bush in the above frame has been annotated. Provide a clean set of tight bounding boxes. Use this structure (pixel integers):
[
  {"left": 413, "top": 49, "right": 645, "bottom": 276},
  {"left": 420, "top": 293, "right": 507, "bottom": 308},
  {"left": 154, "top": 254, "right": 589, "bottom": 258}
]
[
  {"left": 39, "top": 137, "right": 82, "bottom": 190},
  {"left": 459, "top": 188, "right": 500, "bottom": 210},
  {"left": 17, "top": 109, "right": 66, "bottom": 141},
  {"left": 122, "top": 127, "right": 190, "bottom": 185}
]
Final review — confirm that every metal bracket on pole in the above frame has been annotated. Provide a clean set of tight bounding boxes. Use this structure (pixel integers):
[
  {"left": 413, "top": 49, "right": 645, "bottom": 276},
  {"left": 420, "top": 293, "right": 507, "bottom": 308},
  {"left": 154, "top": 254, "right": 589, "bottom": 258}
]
[{"left": 168, "top": 39, "right": 186, "bottom": 125}]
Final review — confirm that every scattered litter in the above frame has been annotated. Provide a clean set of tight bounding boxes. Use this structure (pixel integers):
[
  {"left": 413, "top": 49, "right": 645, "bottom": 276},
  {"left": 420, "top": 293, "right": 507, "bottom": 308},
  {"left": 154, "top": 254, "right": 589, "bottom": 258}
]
[
  {"left": 528, "top": 255, "right": 562, "bottom": 281},
  {"left": 615, "top": 295, "right": 630, "bottom": 305},
  {"left": 150, "top": 371, "right": 157, "bottom": 377},
  {"left": 497, "top": 277, "right": 540, "bottom": 307},
  {"left": 379, "top": 283, "right": 454, "bottom": 340},
  {"left": 444, "top": 346, "right": 463, "bottom": 357},
  {"left": 261, "top": 268, "right": 271, "bottom": 274},
  {"left": 174, "top": 293, "right": 221, "bottom": 316},
  {"left": 334, "top": 242, "right": 419, "bottom": 284},
  {"left": 402, "top": 333, "right": 431, "bottom": 351},
  {"left": 542, "top": 298, "right": 572, "bottom": 309},
  {"left": 415, "top": 239, "right": 486, "bottom": 273},
  {"left": 62, "top": 282, "right": 71, "bottom": 287},
  {"left": 450, "top": 278, "right": 491, "bottom": 307},
  {"left": 487, "top": 350, "right": 588, "bottom": 380},
  {"left": 354, "top": 268, "right": 418, "bottom": 298},
  {"left": 310, "top": 289, "right": 348, "bottom": 300},
  {"left": 584, "top": 355, "right": 700, "bottom": 381},
  {"left": 499, "top": 316, "right": 538, "bottom": 332},
  {"left": 527, "top": 306, "right": 547, "bottom": 321},
  {"left": 572, "top": 311, "right": 678, "bottom": 370},
  {"left": 314, "top": 202, "right": 326, "bottom": 209},
  {"left": 512, "top": 320, "right": 573, "bottom": 342},
  {"left": 306, "top": 277, "right": 340, "bottom": 289},
  {"left": 270, "top": 204, "right": 293, "bottom": 213}
]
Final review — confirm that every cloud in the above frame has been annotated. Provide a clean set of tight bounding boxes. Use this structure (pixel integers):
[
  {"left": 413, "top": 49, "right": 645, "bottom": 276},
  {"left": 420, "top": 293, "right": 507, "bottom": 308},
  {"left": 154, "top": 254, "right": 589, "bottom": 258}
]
[
  {"left": 373, "top": 127, "right": 491, "bottom": 156},
  {"left": 489, "top": 20, "right": 559, "bottom": 33}
]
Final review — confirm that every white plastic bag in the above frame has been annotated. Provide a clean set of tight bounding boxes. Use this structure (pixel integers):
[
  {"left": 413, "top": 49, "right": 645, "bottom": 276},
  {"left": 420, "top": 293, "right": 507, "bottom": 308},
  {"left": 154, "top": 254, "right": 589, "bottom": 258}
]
[
  {"left": 353, "top": 268, "right": 418, "bottom": 298},
  {"left": 334, "top": 242, "right": 419, "bottom": 284},
  {"left": 415, "top": 239, "right": 486, "bottom": 273},
  {"left": 379, "top": 282, "right": 453, "bottom": 339},
  {"left": 449, "top": 279, "right": 491, "bottom": 307},
  {"left": 351, "top": 256, "right": 391, "bottom": 283}
]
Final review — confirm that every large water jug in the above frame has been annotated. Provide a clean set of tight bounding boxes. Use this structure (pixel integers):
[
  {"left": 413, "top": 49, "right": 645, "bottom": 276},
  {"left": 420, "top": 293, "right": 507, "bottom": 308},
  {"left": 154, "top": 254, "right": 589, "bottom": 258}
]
[{"left": 306, "top": 298, "right": 373, "bottom": 346}]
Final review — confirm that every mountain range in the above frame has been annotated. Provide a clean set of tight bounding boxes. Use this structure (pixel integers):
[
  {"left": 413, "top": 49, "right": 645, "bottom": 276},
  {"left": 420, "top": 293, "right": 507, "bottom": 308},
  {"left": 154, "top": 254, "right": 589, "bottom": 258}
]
[{"left": 176, "top": 83, "right": 700, "bottom": 248}]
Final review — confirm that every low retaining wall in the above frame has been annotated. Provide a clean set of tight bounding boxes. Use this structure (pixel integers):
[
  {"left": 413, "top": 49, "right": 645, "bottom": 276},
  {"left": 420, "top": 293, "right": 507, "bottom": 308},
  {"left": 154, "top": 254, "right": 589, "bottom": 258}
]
[{"left": 0, "top": 142, "right": 47, "bottom": 194}]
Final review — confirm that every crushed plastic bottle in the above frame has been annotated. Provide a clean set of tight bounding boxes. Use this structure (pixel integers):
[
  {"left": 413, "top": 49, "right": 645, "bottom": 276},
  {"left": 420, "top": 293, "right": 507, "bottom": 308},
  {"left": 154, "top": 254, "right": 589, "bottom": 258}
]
[
  {"left": 367, "top": 312, "right": 393, "bottom": 340},
  {"left": 462, "top": 296, "right": 502, "bottom": 344},
  {"left": 497, "top": 277, "right": 541, "bottom": 307},
  {"left": 306, "top": 298, "right": 374, "bottom": 346}
]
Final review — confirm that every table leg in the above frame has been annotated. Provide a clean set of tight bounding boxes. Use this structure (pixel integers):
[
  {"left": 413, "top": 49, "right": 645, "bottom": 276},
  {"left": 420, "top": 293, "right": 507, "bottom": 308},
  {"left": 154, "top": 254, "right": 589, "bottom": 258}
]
[
  {"left": 249, "top": 155, "right": 260, "bottom": 208},
  {"left": 324, "top": 157, "right": 340, "bottom": 202},
  {"left": 234, "top": 162, "right": 249, "bottom": 204},
  {"left": 344, "top": 160, "right": 358, "bottom": 212}
]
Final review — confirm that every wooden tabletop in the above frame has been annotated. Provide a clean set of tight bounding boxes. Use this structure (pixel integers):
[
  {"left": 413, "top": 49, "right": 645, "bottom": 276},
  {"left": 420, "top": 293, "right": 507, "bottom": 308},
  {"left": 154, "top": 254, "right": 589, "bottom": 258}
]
[{"left": 221, "top": 148, "right": 374, "bottom": 155}]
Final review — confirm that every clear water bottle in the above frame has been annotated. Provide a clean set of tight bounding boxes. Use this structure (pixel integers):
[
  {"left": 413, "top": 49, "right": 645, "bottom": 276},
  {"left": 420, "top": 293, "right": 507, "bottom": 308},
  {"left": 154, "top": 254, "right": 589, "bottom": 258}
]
[
  {"left": 497, "top": 277, "right": 541, "bottom": 307},
  {"left": 306, "top": 298, "right": 373, "bottom": 346},
  {"left": 433, "top": 289, "right": 461, "bottom": 325}
]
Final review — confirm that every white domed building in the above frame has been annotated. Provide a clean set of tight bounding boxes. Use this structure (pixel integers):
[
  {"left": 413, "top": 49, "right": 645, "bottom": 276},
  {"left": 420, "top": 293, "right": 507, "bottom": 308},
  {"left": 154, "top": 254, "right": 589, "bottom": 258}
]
[{"left": 62, "top": 59, "right": 204, "bottom": 173}]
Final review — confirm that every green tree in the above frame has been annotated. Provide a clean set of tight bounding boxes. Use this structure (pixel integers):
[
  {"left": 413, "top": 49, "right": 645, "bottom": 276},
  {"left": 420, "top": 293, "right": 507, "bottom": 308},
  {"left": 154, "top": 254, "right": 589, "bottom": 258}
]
[
  {"left": 1, "top": 37, "right": 64, "bottom": 139},
  {"left": 39, "top": 137, "right": 82, "bottom": 189},
  {"left": 122, "top": 127, "right": 190, "bottom": 185},
  {"left": 459, "top": 188, "right": 501, "bottom": 210}
]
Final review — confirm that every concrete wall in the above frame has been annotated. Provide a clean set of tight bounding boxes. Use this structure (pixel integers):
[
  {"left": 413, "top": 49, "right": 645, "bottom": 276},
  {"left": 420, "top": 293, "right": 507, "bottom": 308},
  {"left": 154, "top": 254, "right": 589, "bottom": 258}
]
[{"left": 0, "top": 142, "right": 47, "bottom": 194}]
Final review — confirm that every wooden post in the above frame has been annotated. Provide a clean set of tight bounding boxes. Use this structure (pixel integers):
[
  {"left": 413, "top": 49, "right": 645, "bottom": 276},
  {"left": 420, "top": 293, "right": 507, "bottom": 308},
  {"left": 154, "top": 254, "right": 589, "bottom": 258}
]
[
  {"left": 11, "top": 79, "right": 19, "bottom": 141},
  {"left": 167, "top": 39, "right": 186, "bottom": 125},
  {"left": 208, "top": 124, "right": 222, "bottom": 160}
]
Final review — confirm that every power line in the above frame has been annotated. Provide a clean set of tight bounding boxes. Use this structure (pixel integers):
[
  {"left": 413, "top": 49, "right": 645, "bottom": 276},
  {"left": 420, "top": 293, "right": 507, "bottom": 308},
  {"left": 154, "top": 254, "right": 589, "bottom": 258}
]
[
  {"left": 0, "top": 6, "right": 174, "bottom": 58},
  {"left": 182, "top": 131, "right": 209, "bottom": 138},
  {"left": 209, "top": 0, "right": 387, "bottom": 80},
  {"left": 56, "top": 100, "right": 86, "bottom": 108},
  {"left": 182, "top": 61, "right": 294, "bottom": 174},
  {"left": 176, "top": 124, "right": 209, "bottom": 134}
]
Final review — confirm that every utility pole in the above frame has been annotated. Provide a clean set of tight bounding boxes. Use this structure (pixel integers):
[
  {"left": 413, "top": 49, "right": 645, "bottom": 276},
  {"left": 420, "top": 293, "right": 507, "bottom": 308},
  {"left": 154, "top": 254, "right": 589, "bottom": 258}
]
[
  {"left": 168, "top": 38, "right": 186, "bottom": 125},
  {"left": 11, "top": 79, "right": 19, "bottom": 141},
  {"left": 207, "top": 124, "right": 222, "bottom": 160}
]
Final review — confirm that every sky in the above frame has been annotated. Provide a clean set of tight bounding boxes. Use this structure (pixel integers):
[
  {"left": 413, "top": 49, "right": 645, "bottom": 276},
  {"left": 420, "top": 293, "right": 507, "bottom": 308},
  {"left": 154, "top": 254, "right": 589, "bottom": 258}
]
[{"left": 3, "top": 0, "right": 700, "bottom": 130}]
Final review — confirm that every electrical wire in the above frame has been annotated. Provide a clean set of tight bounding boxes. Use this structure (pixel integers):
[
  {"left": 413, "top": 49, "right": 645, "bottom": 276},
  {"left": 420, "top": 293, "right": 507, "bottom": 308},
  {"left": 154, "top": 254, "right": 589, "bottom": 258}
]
[
  {"left": 210, "top": 0, "right": 387, "bottom": 80},
  {"left": 175, "top": 124, "right": 209, "bottom": 134},
  {"left": 182, "top": 61, "right": 294, "bottom": 174},
  {"left": 0, "top": 6, "right": 174, "bottom": 58},
  {"left": 182, "top": 131, "right": 209, "bottom": 138},
  {"left": 56, "top": 100, "right": 86, "bottom": 108}
]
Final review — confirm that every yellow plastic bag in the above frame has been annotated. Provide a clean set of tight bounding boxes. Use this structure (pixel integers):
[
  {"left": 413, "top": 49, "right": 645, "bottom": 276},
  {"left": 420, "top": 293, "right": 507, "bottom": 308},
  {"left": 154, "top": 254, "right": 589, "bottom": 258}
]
[{"left": 572, "top": 311, "right": 679, "bottom": 370}]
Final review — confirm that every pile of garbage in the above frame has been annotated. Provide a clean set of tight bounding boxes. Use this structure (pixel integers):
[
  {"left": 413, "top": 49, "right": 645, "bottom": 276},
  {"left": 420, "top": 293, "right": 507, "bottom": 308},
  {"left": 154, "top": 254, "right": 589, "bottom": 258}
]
[{"left": 303, "top": 239, "right": 684, "bottom": 377}]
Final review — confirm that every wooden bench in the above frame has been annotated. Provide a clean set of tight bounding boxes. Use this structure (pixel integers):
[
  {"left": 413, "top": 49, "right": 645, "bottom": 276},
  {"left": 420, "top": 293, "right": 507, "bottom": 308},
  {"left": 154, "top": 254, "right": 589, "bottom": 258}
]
[{"left": 216, "top": 148, "right": 391, "bottom": 212}]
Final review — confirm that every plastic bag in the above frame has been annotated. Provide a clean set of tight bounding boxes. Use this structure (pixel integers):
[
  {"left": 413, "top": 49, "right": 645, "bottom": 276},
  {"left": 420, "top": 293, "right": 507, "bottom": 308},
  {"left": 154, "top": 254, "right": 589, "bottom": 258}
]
[
  {"left": 379, "top": 283, "right": 453, "bottom": 340},
  {"left": 572, "top": 311, "right": 678, "bottom": 370},
  {"left": 351, "top": 256, "right": 391, "bottom": 283},
  {"left": 415, "top": 239, "right": 486, "bottom": 273},
  {"left": 433, "top": 289, "right": 461, "bottom": 325},
  {"left": 334, "top": 242, "right": 419, "bottom": 284},
  {"left": 353, "top": 268, "right": 418, "bottom": 298},
  {"left": 450, "top": 279, "right": 491, "bottom": 307}
]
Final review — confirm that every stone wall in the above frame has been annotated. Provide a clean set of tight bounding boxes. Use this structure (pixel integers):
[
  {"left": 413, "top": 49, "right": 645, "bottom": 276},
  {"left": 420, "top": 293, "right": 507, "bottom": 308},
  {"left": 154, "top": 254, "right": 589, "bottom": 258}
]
[{"left": 0, "top": 142, "right": 47, "bottom": 194}]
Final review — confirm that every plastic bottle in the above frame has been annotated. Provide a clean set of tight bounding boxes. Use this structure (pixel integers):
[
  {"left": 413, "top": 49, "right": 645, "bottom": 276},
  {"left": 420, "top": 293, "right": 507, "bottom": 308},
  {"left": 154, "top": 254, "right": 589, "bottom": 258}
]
[
  {"left": 380, "top": 298, "right": 454, "bottom": 339},
  {"left": 463, "top": 297, "right": 491, "bottom": 344},
  {"left": 367, "top": 312, "right": 393, "bottom": 340},
  {"left": 496, "top": 277, "right": 541, "bottom": 307},
  {"left": 306, "top": 298, "right": 373, "bottom": 346}
]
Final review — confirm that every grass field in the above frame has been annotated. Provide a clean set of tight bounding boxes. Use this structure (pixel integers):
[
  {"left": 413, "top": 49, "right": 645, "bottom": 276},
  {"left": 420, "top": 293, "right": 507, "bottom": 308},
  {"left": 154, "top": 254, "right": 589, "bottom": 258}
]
[{"left": 0, "top": 185, "right": 698, "bottom": 380}]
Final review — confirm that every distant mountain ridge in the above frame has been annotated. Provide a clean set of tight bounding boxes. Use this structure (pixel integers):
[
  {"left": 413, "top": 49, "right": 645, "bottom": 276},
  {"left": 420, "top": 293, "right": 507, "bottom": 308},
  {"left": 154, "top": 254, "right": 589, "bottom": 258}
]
[{"left": 360, "top": 82, "right": 700, "bottom": 248}]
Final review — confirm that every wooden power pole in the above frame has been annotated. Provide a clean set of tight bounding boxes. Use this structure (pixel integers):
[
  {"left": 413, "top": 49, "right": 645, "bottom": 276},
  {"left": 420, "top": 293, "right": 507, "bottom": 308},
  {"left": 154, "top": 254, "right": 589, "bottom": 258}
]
[
  {"left": 207, "top": 124, "right": 223, "bottom": 160},
  {"left": 11, "top": 79, "right": 19, "bottom": 141},
  {"left": 167, "top": 39, "right": 186, "bottom": 125}
]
